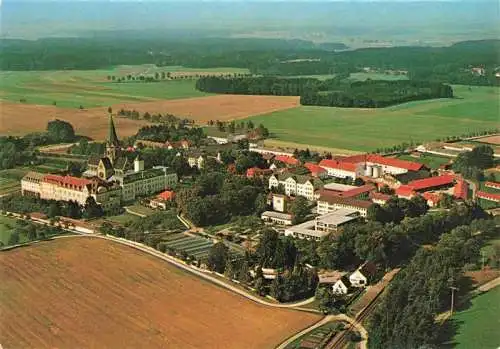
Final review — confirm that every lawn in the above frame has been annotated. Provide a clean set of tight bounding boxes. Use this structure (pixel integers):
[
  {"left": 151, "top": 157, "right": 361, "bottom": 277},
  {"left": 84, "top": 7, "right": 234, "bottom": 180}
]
[
  {"left": 125, "top": 204, "right": 157, "bottom": 217},
  {"left": 0, "top": 215, "right": 25, "bottom": 246},
  {"left": 0, "top": 177, "right": 21, "bottom": 196},
  {"left": 451, "top": 287, "right": 500, "bottom": 349},
  {"left": 246, "top": 85, "right": 499, "bottom": 152},
  {"left": 105, "top": 213, "right": 140, "bottom": 225},
  {"left": 396, "top": 154, "right": 451, "bottom": 169},
  {"left": 349, "top": 72, "right": 409, "bottom": 81},
  {"left": 0, "top": 64, "right": 248, "bottom": 109}
]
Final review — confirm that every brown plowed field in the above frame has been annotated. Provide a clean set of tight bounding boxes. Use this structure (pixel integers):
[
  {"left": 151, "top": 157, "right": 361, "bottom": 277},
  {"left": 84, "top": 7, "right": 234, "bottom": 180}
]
[
  {"left": 0, "top": 237, "right": 319, "bottom": 349},
  {"left": 1, "top": 95, "right": 299, "bottom": 140},
  {"left": 110, "top": 94, "right": 300, "bottom": 123},
  {"left": 0, "top": 102, "right": 149, "bottom": 140},
  {"left": 475, "top": 135, "right": 500, "bottom": 145}
]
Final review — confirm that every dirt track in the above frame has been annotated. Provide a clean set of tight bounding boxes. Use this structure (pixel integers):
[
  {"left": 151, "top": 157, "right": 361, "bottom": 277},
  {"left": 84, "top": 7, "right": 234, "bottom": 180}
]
[{"left": 0, "top": 238, "right": 319, "bottom": 349}]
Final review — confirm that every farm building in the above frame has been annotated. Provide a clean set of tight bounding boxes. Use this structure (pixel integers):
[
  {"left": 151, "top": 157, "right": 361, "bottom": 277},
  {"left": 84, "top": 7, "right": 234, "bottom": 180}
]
[
  {"left": 316, "top": 193, "right": 372, "bottom": 217},
  {"left": 274, "top": 155, "right": 300, "bottom": 167},
  {"left": 319, "top": 159, "right": 361, "bottom": 179},
  {"left": 246, "top": 167, "right": 273, "bottom": 178},
  {"left": 477, "top": 191, "right": 500, "bottom": 203}
]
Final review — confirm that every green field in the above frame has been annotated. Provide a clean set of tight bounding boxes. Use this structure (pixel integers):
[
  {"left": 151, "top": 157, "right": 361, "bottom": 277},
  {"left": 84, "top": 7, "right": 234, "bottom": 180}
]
[
  {"left": 349, "top": 72, "right": 409, "bottom": 81},
  {"left": 0, "top": 215, "right": 26, "bottom": 246},
  {"left": 0, "top": 65, "right": 248, "bottom": 109},
  {"left": 246, "top": 85, "right": 499, "bottom": 152},
  {"left": 396, "top": 154, "right": 451, "bottom": 169},
  {"left": 451, "top": 287, "right": 500, "bottom": 349}
]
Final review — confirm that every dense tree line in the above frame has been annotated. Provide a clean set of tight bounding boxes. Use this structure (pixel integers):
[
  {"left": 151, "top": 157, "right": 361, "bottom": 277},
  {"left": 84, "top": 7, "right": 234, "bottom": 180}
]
[
  {"left": 452, "top": 145, "right": 494, "bottom": 181},
  {"left": 3, "top": 36, "right": 498, "bottom": 85},
  {"left": 314, "top": 202, "right": 488, "bottom": 271},
  {"left": 301, "top": 80, "right": 453, "bottom": 108},
  {"left": 0, "top": 194, "right": 104, "bottom": 219},
  {"left": 176, "top": 173, "right": 267, "bottom": 226},
  {"left": 368, "top": 218, "right": 497, "bottom": 349},
  {"left": 197, "top": 76, "right": 453, "bottom": 107},
  {"left": 207, "top": 228, "right": 319, "bottom": 302},
  {"left": 0, "top": 120, "right": 78, "bottom": 170}
]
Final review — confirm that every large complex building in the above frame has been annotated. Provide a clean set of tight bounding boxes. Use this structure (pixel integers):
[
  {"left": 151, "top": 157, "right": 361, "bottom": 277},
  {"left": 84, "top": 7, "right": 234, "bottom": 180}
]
[
  {"left": 21, "top": 172, "right": 122, "bottom": 210},
  {"left": 317, "top": 193, "right": 372, "bottom": 217},
  {"left": 22, "top": 115, "right": 178, "bottom": 207},
  {"left": 284, "top": 208, "right": 360, "bottom": 240},
  {"left": 84, "top": 116, "right": 178, "bottom": 202},
  {"left": 269, "top": 174, "right": 323, "bottom": 201},
  {"left": 319, "top": 154, "right": 426, "bottom": 179}
]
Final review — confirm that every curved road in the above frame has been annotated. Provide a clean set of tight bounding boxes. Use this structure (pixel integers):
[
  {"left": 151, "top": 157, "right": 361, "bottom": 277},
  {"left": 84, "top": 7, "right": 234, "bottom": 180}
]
[{"left": 46, "top": 233, "right": 319, "bottom": 310}]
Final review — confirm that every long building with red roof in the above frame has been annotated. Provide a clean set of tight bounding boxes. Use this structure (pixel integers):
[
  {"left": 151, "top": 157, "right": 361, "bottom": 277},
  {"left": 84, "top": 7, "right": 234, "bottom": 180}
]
[
  {"left": 22, "top": 172, "right": 122, "bottom": 209},
  {"left": 485, "top": 181, "right": 500, "bottom": 190},
  {"left": 477, "top": 191, "right": 500, "bottom": 203},
  {"left": 406, "top": 175, "right": 455, "bottom": 192},
  {"left": 319, "top": 159, "right": 361, "bottom": 179},
  {"left": 319, "top": 154, "right": 425, "bottom": 179},
  {"left": 274, "top": 155, "right": 300, "bottom": 166}
]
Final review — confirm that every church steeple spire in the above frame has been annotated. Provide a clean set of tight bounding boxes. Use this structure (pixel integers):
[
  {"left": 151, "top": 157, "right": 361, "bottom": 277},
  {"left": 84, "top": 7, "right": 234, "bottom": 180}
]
[
  {"left": 105, "top": 114, "right": 121, "bottom": 164},
  {"left": 108, "top": 114, "right": 119, "bottom": 146}
]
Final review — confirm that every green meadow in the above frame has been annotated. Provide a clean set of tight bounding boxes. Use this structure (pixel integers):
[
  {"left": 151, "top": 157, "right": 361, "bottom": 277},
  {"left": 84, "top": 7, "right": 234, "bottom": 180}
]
[
  {"left": 451, "top": 287, "right": 500, "bottom": 349},
  {"left": 0, "top": 65, "right": 248, "bottom": 108},
  {"left": 246, "top": 85, "right": 499, "bottom": 152}
]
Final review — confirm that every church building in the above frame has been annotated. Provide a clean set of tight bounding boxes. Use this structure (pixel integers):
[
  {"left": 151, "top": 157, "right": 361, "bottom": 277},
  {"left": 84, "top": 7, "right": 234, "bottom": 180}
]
[{"left": 85, "top": 115, "right": 178, "bottom": 202}]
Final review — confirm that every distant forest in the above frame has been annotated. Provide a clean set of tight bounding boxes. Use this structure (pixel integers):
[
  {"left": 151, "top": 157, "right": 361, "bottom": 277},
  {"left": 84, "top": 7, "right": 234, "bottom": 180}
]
[
  {"left": 196, "top": 77, "right": 454, "bottom": 108},
  {"left": 1, "top": 37, "right": 499, "bottom": 86}
]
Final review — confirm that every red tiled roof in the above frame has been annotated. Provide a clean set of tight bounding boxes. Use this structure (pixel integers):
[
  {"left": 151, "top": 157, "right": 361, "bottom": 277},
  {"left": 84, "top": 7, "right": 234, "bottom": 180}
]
[
  {"left": 453, "top": 179, "right": 468, "bottom": 200},
  {"left": 43, "top": 174, "right": 92, "bottom": 188},
  {"left": 369, "top": 192, "right": 392, "bottom": 202},
  {"left": 341, "top": 154, "right": 424, "bottom": 171},
  {"left": 275, "top": 155, "right": 299, "bottom": 166},
  {"left": 423, "top": 192, "right": 442, "bottom": 205},
  {"left": 395, "top": 185, "right": 416, "bottom": 198},
  {"left": 157, "top": 190, "right": 175, "bottom": 201},
  {"left": 477, "top": 191, "right": 500, "bottom": 202},
  {"left": 246, "top": 167, "right": 273, "bottom": 178},
  {"left": 407, "top": 175, "right": 455, "bottom": 191},
  {"left": 485, "top": 181, "right": 500, "bottom": 190},
  {"left": 318, "top": 194, "right": 373, "bottom": 209},
  {"left": 337, "top": 184, "right": 375, "bottom": 198},
  {"left": 319, "top": 159, "right": 357, "bottom": 172},
  {"left": 304, "top": 162, "right": 327, "bottom": 176}
]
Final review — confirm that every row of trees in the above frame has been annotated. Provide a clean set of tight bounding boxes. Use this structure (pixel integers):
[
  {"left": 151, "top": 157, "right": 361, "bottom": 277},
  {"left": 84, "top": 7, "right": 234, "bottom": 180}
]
[
  {"left": 1, "top": 218, "right": 65, "bottom": 247},
  {"left": 134, "top": 124, "right": 205, "bottom": 145},
  {"left": 368, "top": 218, "right": 497, "bottom": 348},
  {"left": 117, "top": 108, "right": 193, "bottom": 125},
  {"left": 0, "top": 195, "right": 104, "bottom": 219}
]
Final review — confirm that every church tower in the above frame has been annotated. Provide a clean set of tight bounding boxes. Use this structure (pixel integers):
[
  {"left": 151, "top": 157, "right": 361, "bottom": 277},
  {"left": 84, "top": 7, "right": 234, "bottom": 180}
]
[{"left": 105, "top": 114, "right": 121, "bottom": 164}]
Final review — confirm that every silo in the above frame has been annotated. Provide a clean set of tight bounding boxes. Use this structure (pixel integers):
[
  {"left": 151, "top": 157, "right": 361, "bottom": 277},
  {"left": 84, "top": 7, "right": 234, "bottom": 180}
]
[{"left": 365, "top": 164, "right": 373, "bottom": 177}]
